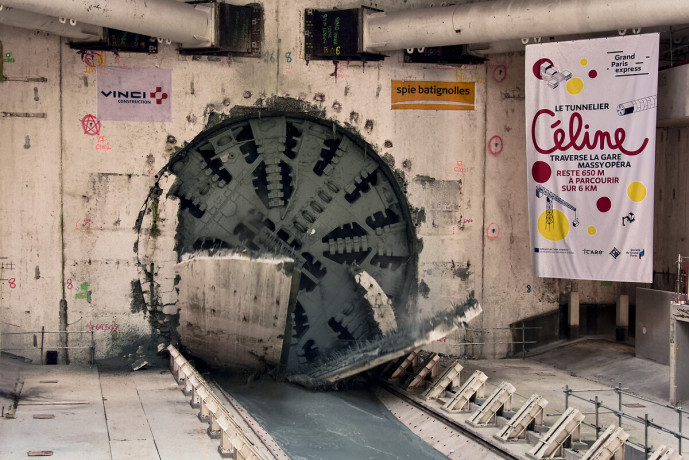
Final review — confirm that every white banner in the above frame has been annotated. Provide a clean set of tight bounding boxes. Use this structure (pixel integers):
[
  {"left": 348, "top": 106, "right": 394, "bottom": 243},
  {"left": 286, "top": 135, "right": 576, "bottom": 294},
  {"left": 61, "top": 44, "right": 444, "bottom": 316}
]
[
  {"left": 97, "top": 66, "right": 172, "bottom": 122},
  {"left": 526, "top": 34, "right": 658, "bottom": 282}
]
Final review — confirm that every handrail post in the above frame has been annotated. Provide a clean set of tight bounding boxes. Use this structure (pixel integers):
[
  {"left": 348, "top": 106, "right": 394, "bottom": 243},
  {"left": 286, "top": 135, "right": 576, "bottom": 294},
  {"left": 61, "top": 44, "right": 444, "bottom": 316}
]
[
  {"left": 90, "top": 329, "right": 95, "bottom": 365},
  {"left": 463, "top": 325, "right": 468, "bottom": 359},
  {"left": 522, "top": 321, "right": 526, "bottom": 359},
  {"left": 678, "top": 402, "right": 683, "bottom": 454},
  {"left": 565, "top": 384, "right": 570, "bottom": 409},
  {"left": 40, "top": 326, "right": 45, "bottom": 365},
  {"left": 645, "top": 413, "right": 649, "bottom": 457},
  {"left": 617, "top": 382, "right": 623, "bottom": 427},
  {"left": 595, "top": 396, "right": 600, "bottom": 439}
]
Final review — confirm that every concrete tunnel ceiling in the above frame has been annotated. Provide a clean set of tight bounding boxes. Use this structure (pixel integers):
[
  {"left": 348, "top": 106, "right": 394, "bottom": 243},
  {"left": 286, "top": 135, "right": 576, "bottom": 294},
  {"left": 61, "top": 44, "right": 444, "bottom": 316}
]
[{"left": 152, "top": 112, "right": 419, "bottom": 369}]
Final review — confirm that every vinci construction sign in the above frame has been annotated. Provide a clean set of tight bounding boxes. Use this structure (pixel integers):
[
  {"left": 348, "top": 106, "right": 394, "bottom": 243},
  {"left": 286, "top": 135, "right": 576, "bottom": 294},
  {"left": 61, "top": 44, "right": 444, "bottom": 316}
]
[
  {"left": 391, "top": 80, "right": 475, "bottom": 110},
  {"left": 97, "top": 67, "right": 172, "bottom": 122}
]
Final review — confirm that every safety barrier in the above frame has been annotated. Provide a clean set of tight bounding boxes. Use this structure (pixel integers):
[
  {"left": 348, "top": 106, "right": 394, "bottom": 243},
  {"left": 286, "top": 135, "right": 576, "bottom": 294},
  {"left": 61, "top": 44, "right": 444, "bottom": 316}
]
[
  {"left": 0, "top": 328, "right": 95, "bottom": 364},
  {"left": 441, "top": 370, "right": 487, "bottom": 413},
  {"left": 421, "top": 361, "right": 463, "bottom": 400},
  {"left": 580, "top": 424, "right": 629, "bottom": 460},
  {"left": 564, "top": 383, "right": 688, "bottom": 456},
  {"left": 495, "top": 394, "right": 549, "bottom": 442},
  {"left": 167, "top": 345, "right": 270, "bottom": 460},
  {"left": 467, "top": 381, "right": 516, "bottom": 427},
  {"left": 527, "top": 407, "right": 584, "bottom": 459}
]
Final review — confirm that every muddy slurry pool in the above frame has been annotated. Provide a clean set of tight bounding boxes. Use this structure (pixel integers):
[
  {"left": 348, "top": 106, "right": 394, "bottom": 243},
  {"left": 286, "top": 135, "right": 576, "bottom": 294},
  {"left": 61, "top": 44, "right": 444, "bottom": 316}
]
[{"left": 215, "top": 378, "right": 447, "bottom": 460}]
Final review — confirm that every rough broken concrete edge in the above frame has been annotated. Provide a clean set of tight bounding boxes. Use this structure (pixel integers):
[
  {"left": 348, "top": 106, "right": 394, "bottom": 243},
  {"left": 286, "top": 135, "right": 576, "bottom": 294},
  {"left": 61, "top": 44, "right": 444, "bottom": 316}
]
[
  {"left": 286, "top": 293, "right": 483, "bottom": 389},
  {"left": 132, "top": 99, "right": 423, "bottom": 372},
  {"left": 177, "top": 249, "right": 296, "bottom": 266}
]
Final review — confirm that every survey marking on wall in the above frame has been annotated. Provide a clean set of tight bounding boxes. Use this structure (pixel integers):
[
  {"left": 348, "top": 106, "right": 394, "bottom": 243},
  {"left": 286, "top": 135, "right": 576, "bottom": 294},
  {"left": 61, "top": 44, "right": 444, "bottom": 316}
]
[
  {"left": 454, "top": 161, "right": 469, "bottom": 173},
  {"left": 486, "top": 222, "right": 500, "bottom": 241},
  {"left": 488, "top": 136, "right": 503, "bottom": 156},
  {"left": 0, "top": 259, "right": 16, "bottom": 288},
  {"left": 80, "top": 114, "right": 101, "bottom": 136},
  {"left": 75, "top": 282, "right": 91, "bottom": 302},
  {"left": 85, "top": 321, "right": 117, "bottom": 332},
  {"left": 80, "top": 50, "right": 107, "bottom": 73},
  {"left": 76, "top": 218, "right": 91, "bottom": 232},
  {"left": 95, "top": 136, "right": 111, "bottom": 150}
]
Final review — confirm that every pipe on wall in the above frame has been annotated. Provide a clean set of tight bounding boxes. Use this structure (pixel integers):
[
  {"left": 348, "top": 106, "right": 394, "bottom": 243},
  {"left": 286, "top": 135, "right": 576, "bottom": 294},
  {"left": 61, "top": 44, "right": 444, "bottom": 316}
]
[
  {"left": 364, "top": 0, "right": 689, "bottom": 52},
  {"left": 0, "top": 6, "right": 102, "bottom": 40},
  {"left": 0, "top": 0, "right": 212, "bottom": 45}
]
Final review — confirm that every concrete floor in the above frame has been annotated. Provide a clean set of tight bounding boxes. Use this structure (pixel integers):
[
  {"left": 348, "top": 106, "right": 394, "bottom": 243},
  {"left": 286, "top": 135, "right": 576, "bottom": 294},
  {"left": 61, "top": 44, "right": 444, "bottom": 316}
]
[
  {"left": 1, "top": 338, "right": 686, "bottom": 459},
  {"left": 0, "top": 355, "right": 280, "bottom": 460},
  {"left": 392, "top": 338, "right": 688, "bottom": 459}
]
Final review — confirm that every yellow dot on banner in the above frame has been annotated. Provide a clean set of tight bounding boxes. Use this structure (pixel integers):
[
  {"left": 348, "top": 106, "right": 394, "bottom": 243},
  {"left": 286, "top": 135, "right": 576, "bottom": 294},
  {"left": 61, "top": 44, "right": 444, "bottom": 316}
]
[
  {"left": 580, "top": 58, "right": 588, "bottom": 66},
  {"left": 566, "top": 77, "right": 584, "bottom": 95},
  {"left": 537, "top": 209, "right": 570, "bottom": 241},
  {"left": 627, "top": 182, "right": 647, "bottom": 202},
  {"left": 588, "top": 226, "right": 596, "bottom": 235}
]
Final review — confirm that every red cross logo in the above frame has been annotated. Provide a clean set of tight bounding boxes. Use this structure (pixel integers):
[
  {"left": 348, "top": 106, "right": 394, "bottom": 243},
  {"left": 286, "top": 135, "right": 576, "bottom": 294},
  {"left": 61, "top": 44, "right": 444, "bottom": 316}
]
[{"left": 150, "top": 87, "right": 168, "bottom": 104}]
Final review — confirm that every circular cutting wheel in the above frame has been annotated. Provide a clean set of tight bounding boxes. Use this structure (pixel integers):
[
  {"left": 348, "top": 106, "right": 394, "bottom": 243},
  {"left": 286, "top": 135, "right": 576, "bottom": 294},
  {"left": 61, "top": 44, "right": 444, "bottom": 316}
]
[{"left": 167, "top": 114, "right": 417, "bottom": 370}]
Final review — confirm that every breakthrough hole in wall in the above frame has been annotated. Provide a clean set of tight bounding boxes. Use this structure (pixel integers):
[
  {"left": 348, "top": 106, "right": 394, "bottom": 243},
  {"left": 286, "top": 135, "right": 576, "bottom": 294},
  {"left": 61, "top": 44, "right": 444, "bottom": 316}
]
[{"left": 135, "top": 111, "right": 421, "bottom": 371}]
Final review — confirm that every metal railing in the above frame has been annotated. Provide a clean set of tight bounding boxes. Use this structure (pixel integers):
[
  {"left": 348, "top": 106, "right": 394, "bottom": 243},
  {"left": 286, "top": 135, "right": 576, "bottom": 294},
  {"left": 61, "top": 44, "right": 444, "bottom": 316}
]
[
  {"left": 563, "top": 383, "right": 688, "bottom": 457},
  {"left": 0, "top": 328, "right": 95, "bottom": 364},
  {"left": 438, "top": 325, "right": 542, "bottom": 359}
]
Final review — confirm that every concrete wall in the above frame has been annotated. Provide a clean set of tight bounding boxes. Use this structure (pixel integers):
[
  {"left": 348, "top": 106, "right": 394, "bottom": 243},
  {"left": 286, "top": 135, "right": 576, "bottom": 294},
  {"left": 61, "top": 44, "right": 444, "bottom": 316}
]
[
  {"left": 175, "top": 255, "right": 294, "bottom": 370},
  {"left": 670, "top": 304, "right": 689, "bottom": 402},
  {"left": 636, "top": 288, "right": 673, "bottom": 365},
  {"left": 653, "top": 126, "right": 689, "bottom": 292},
  {"left": 0, "top": 0, "right": 679, "bottom": 363}
]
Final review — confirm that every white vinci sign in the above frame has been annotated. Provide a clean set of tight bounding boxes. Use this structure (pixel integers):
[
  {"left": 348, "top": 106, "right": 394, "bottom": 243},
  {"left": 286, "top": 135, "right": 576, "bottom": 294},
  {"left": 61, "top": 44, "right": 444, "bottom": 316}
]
[
  {"left": 526, "top": 34, "right": 659, "bottom": 282},
  {"left": 97, "top": 66, "right": 171, "bottom": 122}
]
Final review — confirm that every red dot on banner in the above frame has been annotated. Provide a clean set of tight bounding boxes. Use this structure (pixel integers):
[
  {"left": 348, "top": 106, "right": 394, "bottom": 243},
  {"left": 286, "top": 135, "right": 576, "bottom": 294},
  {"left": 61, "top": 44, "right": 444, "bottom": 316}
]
[
  {"left": 597, "top": 197, "right": 612, "bottom": 212},
  {"left": 532, "top": 161, "right": 552, "bottom": 183},
  {"left": 533, "top": 58, "right": 553, "bottom": 79},
  {"left": 588, "top": 70, "right": 598, "bottom": 78}
]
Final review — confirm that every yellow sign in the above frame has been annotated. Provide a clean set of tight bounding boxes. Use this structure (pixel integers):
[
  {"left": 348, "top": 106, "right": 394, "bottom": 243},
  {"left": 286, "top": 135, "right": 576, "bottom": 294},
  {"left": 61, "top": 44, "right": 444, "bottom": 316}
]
[{"left": 391, "top": 80, "right": 475, "bottom": 110}]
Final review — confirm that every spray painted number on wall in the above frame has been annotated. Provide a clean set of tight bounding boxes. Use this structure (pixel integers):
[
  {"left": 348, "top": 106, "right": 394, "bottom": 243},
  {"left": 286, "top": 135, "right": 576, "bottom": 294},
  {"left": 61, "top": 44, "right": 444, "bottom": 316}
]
[
  {"left": 8, "top": 278, "right": 16, "bottom": 288},
  {"left": 85, "top": 321, "right": 117, "bottom": 332},
  {"left": 96, "top": 136, "right": 111, "bottom": 150},
  {"left": 262, "top": 50, "right": 275, "bottom": 63},
  {"left": 66, "top": 279, "right": 73, "bottom": 290}
]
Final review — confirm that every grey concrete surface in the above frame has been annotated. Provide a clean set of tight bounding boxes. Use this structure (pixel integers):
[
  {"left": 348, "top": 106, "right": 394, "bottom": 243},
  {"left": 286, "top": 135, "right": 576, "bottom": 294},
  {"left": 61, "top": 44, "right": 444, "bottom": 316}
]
[
  {"left": 529, "top": 338, "right": 671, "bottom": 401},
  {"left": 636, "top": 288, "right": 673, "bottom": 365},
  {"left": 0, "top": 356, "right": 225, "bottom": 459},
  {"left": 381, "top": 339, "right": 687, "bottom": 459},
  {"left": 458, "top": 339, "right": 688, "bottom": 456},
  {"left": 176, "top": 255, "right": 294, "bottom": 370}
]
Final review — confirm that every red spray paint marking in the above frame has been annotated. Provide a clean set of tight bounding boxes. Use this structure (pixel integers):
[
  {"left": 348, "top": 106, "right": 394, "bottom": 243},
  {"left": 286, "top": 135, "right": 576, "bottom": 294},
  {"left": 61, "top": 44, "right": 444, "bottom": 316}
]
[
  {"left": 486, "top": 222, "right": 500, "bottom": 241},
  {"left": 80, "top": 114, "right": 101, "bottom": 135},
  {"left": 488, "top": 136, "right": 503, "bottom": 156}
]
